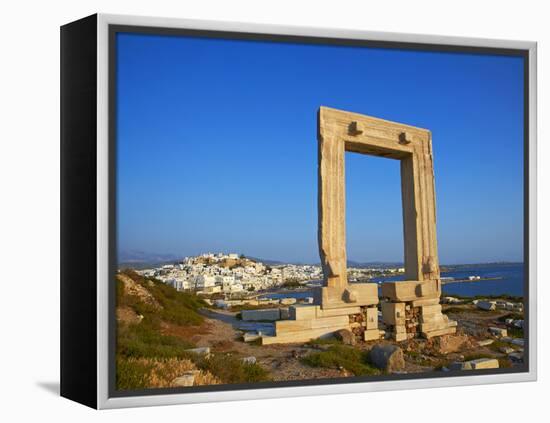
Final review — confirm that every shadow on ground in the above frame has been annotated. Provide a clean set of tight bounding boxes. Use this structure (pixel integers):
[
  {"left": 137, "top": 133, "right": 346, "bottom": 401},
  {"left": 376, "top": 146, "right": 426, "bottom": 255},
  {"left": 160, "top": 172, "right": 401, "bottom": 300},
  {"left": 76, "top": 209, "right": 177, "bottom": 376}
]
[{"left": 36, "top": 381, "right": 60, "bottom": 396}]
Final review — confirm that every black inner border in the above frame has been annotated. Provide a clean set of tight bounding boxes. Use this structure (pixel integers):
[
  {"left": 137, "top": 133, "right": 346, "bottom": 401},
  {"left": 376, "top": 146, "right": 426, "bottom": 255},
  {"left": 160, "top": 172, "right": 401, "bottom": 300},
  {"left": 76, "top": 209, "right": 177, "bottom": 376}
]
[{"left": 108, "top": 24, "right": 530, "bottom": 399}]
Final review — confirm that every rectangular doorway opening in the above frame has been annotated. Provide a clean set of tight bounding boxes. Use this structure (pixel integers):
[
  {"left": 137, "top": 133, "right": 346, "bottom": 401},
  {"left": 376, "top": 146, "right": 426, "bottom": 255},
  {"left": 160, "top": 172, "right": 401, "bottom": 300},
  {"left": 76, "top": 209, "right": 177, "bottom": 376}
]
[{"left": 345, "top": 151, "right": 404, "bottom": 282}]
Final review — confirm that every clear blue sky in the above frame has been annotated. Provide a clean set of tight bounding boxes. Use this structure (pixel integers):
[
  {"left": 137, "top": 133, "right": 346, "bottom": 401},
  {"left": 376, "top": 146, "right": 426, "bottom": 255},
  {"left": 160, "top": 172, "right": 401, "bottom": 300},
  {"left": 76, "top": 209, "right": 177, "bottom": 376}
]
[{"left": 116, "top": 32, "right": 524, "bottom": 265}]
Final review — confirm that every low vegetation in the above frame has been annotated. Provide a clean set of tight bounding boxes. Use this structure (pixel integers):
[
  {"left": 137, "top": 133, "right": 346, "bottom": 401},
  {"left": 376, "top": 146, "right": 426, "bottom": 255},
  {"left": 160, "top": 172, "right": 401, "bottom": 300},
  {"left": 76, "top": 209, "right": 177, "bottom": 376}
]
[
  {"left": 193, "top": 353, "right": 271, "bottom": 384},
  {"left": 116, "top": 270, "right": 271, "bottom": 389},
  {"left": 116, "top": 357, "right": 220, "bottom": 390},
  {"left": 507, "top": 327, "right": 524, "bottom": 338},
  {"left": 281, "top": 280, "right": 303, "bottom": 289},
  {"left": 302, "top": 345, "right": 381, "bottom": 376}
]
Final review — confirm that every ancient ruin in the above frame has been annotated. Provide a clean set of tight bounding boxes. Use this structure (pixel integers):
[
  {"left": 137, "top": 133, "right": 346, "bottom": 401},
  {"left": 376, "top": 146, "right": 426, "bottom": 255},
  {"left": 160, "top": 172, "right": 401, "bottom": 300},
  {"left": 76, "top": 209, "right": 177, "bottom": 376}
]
[{"left": 261, "top": 107, "right": 456, "bottom": 344}]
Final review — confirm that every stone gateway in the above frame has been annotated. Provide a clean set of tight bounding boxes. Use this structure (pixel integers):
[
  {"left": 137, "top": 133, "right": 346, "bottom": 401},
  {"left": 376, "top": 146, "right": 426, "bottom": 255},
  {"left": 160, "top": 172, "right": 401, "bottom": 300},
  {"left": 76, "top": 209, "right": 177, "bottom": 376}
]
[{"left": 261, "top": 107, "right": 456, "bottom": 345}]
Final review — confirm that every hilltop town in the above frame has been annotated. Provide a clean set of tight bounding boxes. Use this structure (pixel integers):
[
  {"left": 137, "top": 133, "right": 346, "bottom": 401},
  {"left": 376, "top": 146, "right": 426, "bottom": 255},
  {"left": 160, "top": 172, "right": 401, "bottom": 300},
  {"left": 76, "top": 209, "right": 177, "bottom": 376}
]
[{"left": 133, "top": 252, "right": 405, "bottom": 295}]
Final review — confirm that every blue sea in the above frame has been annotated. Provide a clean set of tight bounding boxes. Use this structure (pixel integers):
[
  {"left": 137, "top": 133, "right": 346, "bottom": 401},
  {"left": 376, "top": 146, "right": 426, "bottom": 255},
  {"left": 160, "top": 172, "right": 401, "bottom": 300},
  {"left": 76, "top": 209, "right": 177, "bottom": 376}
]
[
  {"left": 373, "top": 263, "right": 524, "bottom": 297},
  {"left": 260, "top": 263, "right": 524, "bottom": 300}
]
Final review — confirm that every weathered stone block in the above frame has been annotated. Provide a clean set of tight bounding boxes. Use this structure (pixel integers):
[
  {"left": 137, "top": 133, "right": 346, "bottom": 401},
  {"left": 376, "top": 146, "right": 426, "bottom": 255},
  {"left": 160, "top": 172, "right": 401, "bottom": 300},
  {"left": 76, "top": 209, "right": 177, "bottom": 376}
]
[
  {"left": 420, "top": 304, "right": 442, "bottom": 316},
  {"left": 275, "top": 315, "right": 349, "bottom": 333},
  {"left": 381, "top": 302, "right": 406, "bottom": 325},
  {"left": 261, "top": 323, "right": 350, "bottom": 345},
  {"left": 315, "top": 305, "right": 361, "bottom": 318},
  {"left": 411, "top": 297, "right": 441, "bottom": 307},
  {"left": 363, "top": 329, "right": 383, "bottom": 341},
  {"left": 381, "top": 280, "right": 440, "bottom": 302},
  {"left": 241, "top": 308, "right": 280, "bottom": 321},
  {"left": 470, "top": 358, "right": 499, "bottom": 369},
  {"left": 365, "top": 307, "right": 378, "bottom": 330},
  {"left": 289, "top": 305, "right": 318, "bottom": 320},
  {"left": 280, "top": 307, "right": 290, "bottom": 320},
  {"left": 394, "top": 332, "right": 407, "bottom": 342},
  {"left": 421, "top": 326, "right": 456, "bottom": 338}
]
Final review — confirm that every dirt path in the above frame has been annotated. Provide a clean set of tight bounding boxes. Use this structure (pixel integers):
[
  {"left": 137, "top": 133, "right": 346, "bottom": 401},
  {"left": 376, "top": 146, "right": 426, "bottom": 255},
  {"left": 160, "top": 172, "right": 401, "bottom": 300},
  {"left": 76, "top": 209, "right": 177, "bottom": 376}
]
[{"left": 192, "top": 309, "right": 349, "bottom": 381}]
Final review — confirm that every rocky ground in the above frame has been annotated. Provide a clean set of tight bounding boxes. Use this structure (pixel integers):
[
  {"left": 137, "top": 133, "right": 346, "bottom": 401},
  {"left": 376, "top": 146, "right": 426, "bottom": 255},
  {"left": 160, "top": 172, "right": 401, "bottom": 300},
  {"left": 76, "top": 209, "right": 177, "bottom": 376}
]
[{"left": 180, "top": 302, "right": 525, "bottom": 381}]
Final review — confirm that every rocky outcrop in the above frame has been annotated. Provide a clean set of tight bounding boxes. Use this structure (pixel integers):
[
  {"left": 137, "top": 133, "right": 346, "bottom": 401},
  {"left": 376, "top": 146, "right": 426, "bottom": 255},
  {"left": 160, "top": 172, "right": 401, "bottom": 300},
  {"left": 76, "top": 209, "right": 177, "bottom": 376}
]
[{"left": 369, "top": 344, "right": 405, "bottom": 372}]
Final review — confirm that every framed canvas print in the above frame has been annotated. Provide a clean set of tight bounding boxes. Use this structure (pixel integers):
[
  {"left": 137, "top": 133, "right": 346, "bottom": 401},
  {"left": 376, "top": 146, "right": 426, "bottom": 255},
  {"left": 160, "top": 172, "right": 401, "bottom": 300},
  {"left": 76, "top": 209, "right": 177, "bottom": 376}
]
[{"left": 60, "top": 13, "right": 537, "bottom": 409}]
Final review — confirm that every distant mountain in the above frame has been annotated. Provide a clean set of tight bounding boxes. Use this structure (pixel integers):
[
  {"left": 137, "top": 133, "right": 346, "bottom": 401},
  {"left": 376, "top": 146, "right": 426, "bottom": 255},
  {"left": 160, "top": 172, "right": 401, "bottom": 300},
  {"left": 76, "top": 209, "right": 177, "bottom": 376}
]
[
  {"left": 245, "top": 256, "right": 287, "bottom": 266},
  {"left": 118, "top": 250, "right": 181, "bottom": 269},
  {"left": 347, "top": 260, "right": 403, "bottom": 269}
]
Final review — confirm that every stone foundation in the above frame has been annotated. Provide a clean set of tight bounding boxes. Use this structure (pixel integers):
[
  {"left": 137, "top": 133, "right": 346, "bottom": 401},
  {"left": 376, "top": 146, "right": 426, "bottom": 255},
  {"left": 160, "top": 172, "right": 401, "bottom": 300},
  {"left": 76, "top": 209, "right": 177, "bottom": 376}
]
[
  {"left": 381, "top": 281, "right": 457, "bottom": 340},
  {"left": 261, "top": 301, "right": 384, "bottom": 345}
]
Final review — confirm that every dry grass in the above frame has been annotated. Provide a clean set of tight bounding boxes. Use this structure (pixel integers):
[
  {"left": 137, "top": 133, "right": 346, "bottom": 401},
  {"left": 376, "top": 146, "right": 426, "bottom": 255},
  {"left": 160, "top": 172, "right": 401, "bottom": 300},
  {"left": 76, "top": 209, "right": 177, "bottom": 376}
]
[{"left": 117, "top": 357, "right": 220, "bottom": 390}]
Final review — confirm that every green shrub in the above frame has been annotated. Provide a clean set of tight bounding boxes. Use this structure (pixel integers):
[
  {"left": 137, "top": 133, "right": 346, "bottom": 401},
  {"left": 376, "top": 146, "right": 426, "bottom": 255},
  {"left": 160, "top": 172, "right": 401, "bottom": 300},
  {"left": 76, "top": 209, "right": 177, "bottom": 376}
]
[
  {"left": 194, "top": 354, "right": 271, "bottom": 384},
  {"left": 306, "top": 337, "right": 342, "bottom": 346},
  {"left": 117, "top": 318, "right": 195, "bottom": 359},
  {"left": 507, "top": 327, "right": 524, "bottom": 338},
  {"left": 116, "top": 357, "right": 155, "bottom": 390},
  {"left": 281, "top": 280, "right": 302, "bottom": 289},
  {"left": 118, "top": 270, "right": 206, "bottom": 326},
  {"left": 302, "top": 345, "right": 381, "bottom": 376}
]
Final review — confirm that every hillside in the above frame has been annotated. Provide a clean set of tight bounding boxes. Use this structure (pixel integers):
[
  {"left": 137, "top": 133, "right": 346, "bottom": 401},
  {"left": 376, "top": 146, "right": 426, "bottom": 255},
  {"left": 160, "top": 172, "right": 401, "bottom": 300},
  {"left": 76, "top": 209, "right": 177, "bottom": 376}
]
[{"left": 116, "top": 270, "right": 270, "bottom": 390}]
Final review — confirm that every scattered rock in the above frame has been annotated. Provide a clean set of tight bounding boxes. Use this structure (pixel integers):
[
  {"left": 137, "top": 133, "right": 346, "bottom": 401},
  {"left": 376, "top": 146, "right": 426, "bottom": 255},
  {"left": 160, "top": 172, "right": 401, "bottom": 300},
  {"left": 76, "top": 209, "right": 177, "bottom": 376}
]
[
  {"left": 489, "top": 327, "right": 508, "bottom": 337},
  {"left": 476, "top": 301, "right": 496, "bottom": 311},
  {"left": 185, "top": 347, "right": 211, "bottom": 357},
  {"left": 442, "top": 297, "right": 462, "bottom": 304},
  {"left": 513, "top": 320, "right": 524, "bottom": 329},
  {"left": 449, "top": 358, "right": 499, "bottom": 370},
  {"left": 369, "top": 344, "right": 405, "bottom": 372},
  {"left": 477, "top": 339, "right": 494, "bottom": 347},
  {"left": 280, "top": 298, "right": 297, "bottom": 306},
  {"left": 334, "top": 329, "right": 356, "bottom": 346},
  {"left": 500, "top": 346, "right": 515, "bottom": 354},
  {"left": 243, "top": 332, "right": 261, "bottom": 343},
  {"left": 172, "top": 370, "right": 199, "bottom": 387},
  {"left": 241, "top": 356, "right": 257, "bottom": 365},
  {"left": 511, "top": 338, "right": 525, "bottom": 347},
  {"left": 470, "top": 358, "right": 499, "bottom": 369},
  {"left": 449, "top": 361, "right": 473, "bottom": 371},
  {"left": 508, "top": 352, "right": 523, "bottom": 362}
]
